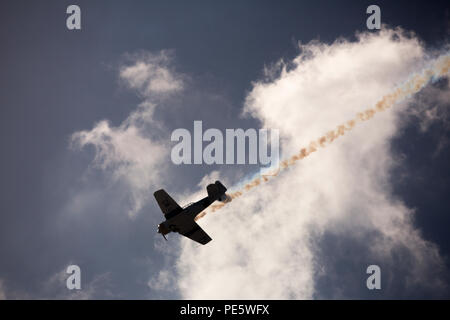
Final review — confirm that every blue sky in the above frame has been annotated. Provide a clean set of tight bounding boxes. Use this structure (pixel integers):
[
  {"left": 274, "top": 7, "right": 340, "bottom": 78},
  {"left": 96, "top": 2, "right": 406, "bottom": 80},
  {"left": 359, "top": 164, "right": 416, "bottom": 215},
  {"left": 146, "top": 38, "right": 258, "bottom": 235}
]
[{"left": 0, "top": 0, "right": 449, "bottom": 299}]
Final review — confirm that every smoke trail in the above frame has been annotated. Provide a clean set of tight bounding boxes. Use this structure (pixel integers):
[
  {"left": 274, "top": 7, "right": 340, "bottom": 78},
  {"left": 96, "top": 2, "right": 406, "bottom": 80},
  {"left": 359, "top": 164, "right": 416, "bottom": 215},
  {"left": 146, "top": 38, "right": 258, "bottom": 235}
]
[{"left": 195, "top": 54, "right": 450, "bottom": 221}]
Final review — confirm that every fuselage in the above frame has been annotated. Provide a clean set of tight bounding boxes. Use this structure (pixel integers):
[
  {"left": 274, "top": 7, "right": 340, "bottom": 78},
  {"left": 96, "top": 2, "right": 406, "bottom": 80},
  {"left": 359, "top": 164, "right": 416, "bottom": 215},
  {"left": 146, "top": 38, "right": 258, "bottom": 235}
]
[{"left": 158, "top": 196, "right": 213, "bottom": 236}]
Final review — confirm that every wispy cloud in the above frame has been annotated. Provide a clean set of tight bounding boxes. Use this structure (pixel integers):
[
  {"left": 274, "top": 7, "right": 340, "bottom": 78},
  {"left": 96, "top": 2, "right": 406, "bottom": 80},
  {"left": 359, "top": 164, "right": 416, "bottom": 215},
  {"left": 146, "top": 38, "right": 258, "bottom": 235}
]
[
  {"left": 43, "top": 266, "right": 113, "bottom": 300},
  {"left": 120, "top": 50, "right": 184, "bottom": 97},
  {"left": 71, "top": 50, "right": 184, "bottom": 217}
]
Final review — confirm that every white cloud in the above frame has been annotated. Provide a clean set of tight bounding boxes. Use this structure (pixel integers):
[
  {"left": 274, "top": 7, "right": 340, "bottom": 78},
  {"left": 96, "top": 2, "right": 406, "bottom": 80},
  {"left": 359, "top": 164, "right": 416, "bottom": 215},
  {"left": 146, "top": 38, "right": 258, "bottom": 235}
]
[
  {"left": 72, "top": 120, "right": 168, "bottom": 217},
  {"left": 148, "top": 270, "right": 175, "bottom": 291},
  {"left": 71, "top": 50, "right": 183, "bottom": 217},
  {"left": 120, "top": 50, "right": 184, "bottom": 98},
  {"left": 174, "top": 29, "right": 448, "bottom": 299}
]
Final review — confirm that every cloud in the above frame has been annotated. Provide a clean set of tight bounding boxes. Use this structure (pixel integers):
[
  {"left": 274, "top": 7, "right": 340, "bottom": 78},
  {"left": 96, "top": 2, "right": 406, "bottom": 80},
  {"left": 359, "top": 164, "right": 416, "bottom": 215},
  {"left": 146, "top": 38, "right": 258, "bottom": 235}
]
[
  {"left": 120, "top": 50, "right": 184, "bottom": 98},
  {"left": 148, "top": 270, "right": 175, "bottom": 292},
  {"left": 71, "top": 50, "right": 184, "bottom": 217},
  {"left": 43, "top": 266, "right": 113, "bottom": 300},
  {"left": 72, "top": 121, "right": 168, "bottom": 217},
  {"left": 173, "top": 29, "right": 448, "bottom": 299},
  {"left": 406, "top": 78, "right": 450, "bottom": 156}
]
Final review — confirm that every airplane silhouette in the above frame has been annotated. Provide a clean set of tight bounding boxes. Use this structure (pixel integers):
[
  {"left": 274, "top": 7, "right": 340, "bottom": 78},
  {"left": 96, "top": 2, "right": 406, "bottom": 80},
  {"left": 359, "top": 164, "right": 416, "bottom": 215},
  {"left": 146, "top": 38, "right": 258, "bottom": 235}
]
[{"left": 154, "top": 181, "right": 229, "bottom": 245}]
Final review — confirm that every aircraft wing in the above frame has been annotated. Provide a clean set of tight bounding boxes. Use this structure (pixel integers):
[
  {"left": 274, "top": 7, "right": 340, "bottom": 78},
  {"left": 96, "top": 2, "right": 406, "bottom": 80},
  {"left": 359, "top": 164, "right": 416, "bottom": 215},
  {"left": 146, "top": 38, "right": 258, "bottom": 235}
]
[
  {"left": 154, "top": 189, "right": 182, "bottom": 216},
  {"left": 180, "top": 222, "right": 212, "bottom": 245}
]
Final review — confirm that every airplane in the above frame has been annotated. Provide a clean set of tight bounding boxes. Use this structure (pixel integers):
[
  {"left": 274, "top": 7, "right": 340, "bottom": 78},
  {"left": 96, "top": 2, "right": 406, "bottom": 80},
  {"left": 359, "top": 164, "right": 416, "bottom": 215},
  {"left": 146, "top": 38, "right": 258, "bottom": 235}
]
[{"left": 154, "top": 180, "right": 230, "bottom": 245}]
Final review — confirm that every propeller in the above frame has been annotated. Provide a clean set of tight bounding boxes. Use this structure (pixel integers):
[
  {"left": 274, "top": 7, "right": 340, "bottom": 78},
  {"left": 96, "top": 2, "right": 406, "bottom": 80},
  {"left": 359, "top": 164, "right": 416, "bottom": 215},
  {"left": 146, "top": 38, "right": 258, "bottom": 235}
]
[{"left": 158, "top": 224, "right": 168, "bottom": 241}]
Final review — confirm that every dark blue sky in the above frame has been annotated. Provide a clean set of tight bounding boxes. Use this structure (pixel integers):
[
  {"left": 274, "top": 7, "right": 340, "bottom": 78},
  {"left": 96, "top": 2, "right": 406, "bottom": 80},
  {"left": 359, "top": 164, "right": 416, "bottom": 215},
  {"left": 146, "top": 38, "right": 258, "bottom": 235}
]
[{"left": 0, "top": 0, "right": 449, "bottom": 299}]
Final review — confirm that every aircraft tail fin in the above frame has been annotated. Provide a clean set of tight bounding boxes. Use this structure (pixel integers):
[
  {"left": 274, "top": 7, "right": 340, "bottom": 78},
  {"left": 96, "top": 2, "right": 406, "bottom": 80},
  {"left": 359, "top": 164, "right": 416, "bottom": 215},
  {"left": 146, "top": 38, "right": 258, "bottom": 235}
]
[{"left": 206, "top": 180, "right": 227, "bottom": 201}]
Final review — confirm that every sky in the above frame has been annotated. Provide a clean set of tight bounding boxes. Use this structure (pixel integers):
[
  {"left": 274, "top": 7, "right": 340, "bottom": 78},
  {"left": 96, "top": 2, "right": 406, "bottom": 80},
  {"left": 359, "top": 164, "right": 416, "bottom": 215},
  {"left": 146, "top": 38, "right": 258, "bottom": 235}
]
[{"left": 0, "top": 0, "right": 449, "bottom": 299}]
